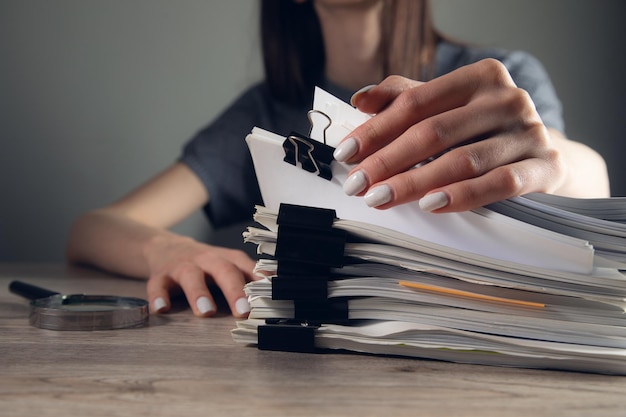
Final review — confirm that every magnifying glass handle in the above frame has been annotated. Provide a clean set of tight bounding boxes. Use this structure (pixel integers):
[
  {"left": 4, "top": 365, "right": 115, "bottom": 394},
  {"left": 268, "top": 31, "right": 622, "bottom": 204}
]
[{"left": 9, "top": 281, "right": 60, "bottom": 300}]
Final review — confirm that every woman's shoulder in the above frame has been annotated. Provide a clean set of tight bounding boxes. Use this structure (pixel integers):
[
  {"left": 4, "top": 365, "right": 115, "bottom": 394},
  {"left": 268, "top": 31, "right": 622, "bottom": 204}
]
[{"left": 435, "top": 40, "right": 544, "bottom": 78}]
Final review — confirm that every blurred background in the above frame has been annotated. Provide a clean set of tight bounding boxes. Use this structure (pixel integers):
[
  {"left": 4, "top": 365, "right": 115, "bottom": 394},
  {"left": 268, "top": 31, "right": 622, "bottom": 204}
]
[{"left": 1, "top": 0, "right": 625, "bottom": 262}]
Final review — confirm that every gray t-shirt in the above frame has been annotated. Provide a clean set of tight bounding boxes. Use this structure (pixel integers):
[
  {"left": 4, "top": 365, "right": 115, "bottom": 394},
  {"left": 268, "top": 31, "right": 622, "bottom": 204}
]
[{"left": 181, "top": 42, "right": 563, "bottom": 228}]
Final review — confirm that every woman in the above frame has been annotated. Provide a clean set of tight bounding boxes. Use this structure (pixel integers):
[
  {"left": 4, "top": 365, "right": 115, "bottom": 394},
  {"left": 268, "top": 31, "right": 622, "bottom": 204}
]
[{"left": 66, "top": 0, "right": 609, "bottom": 318}]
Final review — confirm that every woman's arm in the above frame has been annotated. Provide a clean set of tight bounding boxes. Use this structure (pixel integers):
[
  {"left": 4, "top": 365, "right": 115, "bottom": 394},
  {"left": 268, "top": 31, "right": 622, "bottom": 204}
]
[
  {"left": 546, "top": 127, "right": 609, "bottom": 198},
  {"left": 66, "top": 162, "right": 256, "bottom": 317}
]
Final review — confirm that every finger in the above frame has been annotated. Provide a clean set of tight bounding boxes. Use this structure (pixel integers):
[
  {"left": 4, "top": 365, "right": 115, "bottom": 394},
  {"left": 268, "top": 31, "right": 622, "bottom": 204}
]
[
  {"left": 397, "top": 157, "right": 556, "bottom": 213},
  {"left": 171, "top": 263, "right": 217, "bottom": 317},
  {"left": 350, "top": 76, "right": 423, "bottom": 113},
  {"left": 434, "top": 157, "right": 559, "bottom": 212},
  {"left": 339, "top": 83, "right": 472, "bottom": 164},
  {"left": 196, "top": 256, "right": 251, "bottom": 318},
  {"left": 346, "top": 92, "right": 535, "bottom": 198},
  {"left": 350, "top": 84, "right": 377, "bottom": 108},
  {"left": 364, "top": 140, "right": 506, "bottom": 208},
  {"left": 389, "top": 128, "right": 551, "bottom": 209},
  {"left": 364, "top": 124, "right": 554, "bottom": 210},
  {"left": 146, "top": 274, "right": 175, "bottom": 314},
  {"left": 224, "top": 248, "right": 260, "bottom": 282},
  {"left": 339, "top": 59, "right": 516, "bottom": 164},
  {"left": 337, "top": 77, "right": 436, "bottom": 164}
]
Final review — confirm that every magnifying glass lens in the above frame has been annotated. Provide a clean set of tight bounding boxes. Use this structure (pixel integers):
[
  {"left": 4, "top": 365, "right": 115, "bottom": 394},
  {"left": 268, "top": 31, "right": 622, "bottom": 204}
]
[
  {"left": 32, "top": 295, "right": 149, "bottom": 330},
  {"left": 11, "top": 281, "right": 150, "bottom": 331}
]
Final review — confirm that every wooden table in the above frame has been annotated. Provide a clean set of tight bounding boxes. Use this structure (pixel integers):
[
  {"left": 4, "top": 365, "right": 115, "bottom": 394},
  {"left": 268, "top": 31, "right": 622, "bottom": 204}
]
[{"left": 1, "top": 263, "right": 625, "bottom": 417}]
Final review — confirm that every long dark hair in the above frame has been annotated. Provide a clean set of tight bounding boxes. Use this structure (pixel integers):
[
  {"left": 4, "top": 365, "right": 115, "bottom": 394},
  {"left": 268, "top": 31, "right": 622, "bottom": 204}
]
[{"left": 260, "top": 0, "right": 442, "bottom": 105}]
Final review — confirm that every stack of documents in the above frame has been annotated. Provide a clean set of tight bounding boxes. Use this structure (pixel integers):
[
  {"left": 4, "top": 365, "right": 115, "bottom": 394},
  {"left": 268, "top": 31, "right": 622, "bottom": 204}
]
[
  {"left": 487, "top": 194, "right": 626, "bottom": 265},
  {"left": 231, "top": 88, "right": 626, "bottom": 374},
  {"left": 233, "top": 205, "right": 626, "bottom": 374}
]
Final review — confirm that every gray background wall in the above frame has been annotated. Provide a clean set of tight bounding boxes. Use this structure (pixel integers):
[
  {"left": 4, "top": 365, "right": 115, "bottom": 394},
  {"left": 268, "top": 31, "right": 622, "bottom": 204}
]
[{"left": 1, "top": 0, "right": 624, "bottom": 262}]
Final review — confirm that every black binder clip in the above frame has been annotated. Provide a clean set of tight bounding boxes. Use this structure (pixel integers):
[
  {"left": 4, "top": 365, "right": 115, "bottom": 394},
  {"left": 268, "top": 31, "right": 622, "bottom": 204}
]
[
  {"left": 258, "top": 319, "right": 318, "bottom": 353},
  {"left": 273, "top": 204, "right": 346, "bottom": 302},
  {"left": 257, "top": 204, "right": 350, "bottom": 353},
  {"left": 282, "top": 110, "right": 335, "bottom": 181}
]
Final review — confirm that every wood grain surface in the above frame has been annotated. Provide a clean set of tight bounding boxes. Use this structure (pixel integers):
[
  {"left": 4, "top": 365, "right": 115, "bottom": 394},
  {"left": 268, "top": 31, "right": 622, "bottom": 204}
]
[{"left": 1, "top": 263, "right": 625, "bottom": 417}]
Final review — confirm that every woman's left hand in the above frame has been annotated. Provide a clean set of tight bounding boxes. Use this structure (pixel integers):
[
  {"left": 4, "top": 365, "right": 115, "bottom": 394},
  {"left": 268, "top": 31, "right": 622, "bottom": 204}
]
[{"left": 333, "top": 58, "right": 608, "bottom": 212}]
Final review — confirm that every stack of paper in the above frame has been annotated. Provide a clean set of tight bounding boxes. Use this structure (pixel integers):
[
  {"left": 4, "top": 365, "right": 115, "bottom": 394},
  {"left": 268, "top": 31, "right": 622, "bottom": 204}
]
[
  {"left": 231, "top": 88, "right": 626, "bottom": 374},
  {"left": 233, "top": 205, "right": 626, "bottom": 374},
  {"left": 487, "top": 194, "right": 626, "bottom": 265}
]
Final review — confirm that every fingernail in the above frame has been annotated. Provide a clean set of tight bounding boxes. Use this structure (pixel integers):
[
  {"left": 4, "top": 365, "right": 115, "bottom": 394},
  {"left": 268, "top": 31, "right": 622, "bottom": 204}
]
[
  {"left": 196, "top": 296, "right": 215, "bottom": 314},
  {"left": 419, "top": 191, "right": 449, "bottom": 212},
  {"left": 235, "top": 297, "right": 251, "bottom": 315},
  {"left": 364, "top": 184, "right": 393, "bottom": 207},
  {"left": 153, "top": 297, "right": 167, "bottom": 312},
  {"left": 333, "top": 137, "right": 358, "bottom": 162},
  {"left": 343, "top": 170, "right": 367, "bottom": 196},
  {"left": 350, "top": 84, "right": 377, "bottom": 106}
]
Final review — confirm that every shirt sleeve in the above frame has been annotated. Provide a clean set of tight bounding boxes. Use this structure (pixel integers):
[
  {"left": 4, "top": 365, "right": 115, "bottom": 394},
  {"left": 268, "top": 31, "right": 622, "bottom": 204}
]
[
  {"left": 180, "top": 86, "right": 266, "bottom": 228},
  {"left": 500, "top": 50, "right": 565, "bottom": 133}
]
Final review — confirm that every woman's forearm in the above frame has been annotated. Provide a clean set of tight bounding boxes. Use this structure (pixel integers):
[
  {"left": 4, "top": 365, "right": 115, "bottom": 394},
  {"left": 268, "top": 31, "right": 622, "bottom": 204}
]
[
  {"left": 66, "top": 209, "right": 179, "bottom": 279},
  {"left": 549, "top": 128, "right": 610, "bottom": 198}
]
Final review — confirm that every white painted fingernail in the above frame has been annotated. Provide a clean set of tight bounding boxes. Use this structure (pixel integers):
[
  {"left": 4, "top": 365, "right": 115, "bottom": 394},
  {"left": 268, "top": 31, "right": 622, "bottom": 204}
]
[
  {"left": 343, "top": 170, "right": 367, "bottom": 196},
  {"left": 333, "top": 137, "right": 358, "bottom": 162},
  {"left": 364, "top": 184, "right": 393, "bottom": 207},
  {"left": 235, "top": 297, "right": 251, "bottom": 315},
  {"left": 196, "top": 296, "right": 215, "bottom": 314},
  {"left": 153, "top": 297, "right": 167, "bottom": 312},
  {"left": 419, "top": 191, "right": 449, "bottom": 212},
  {"left": 350, "top": 84, "right": 377, "bottom": 106}
]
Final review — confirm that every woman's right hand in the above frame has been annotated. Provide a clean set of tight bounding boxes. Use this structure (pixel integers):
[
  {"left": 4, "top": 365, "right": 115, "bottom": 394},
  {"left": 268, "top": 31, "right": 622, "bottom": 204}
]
[
  {"left": 143, "top": 234, "right": 258, "bottom": 318},
  {"left": 337, "top": 61, "right": 609, "bottom": 211}
]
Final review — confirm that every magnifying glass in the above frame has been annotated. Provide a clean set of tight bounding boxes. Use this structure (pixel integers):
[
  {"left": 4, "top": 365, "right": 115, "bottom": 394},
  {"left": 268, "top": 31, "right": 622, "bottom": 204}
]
[{"left": 9, "top": 280, "right": 149, "bottom": 330}]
